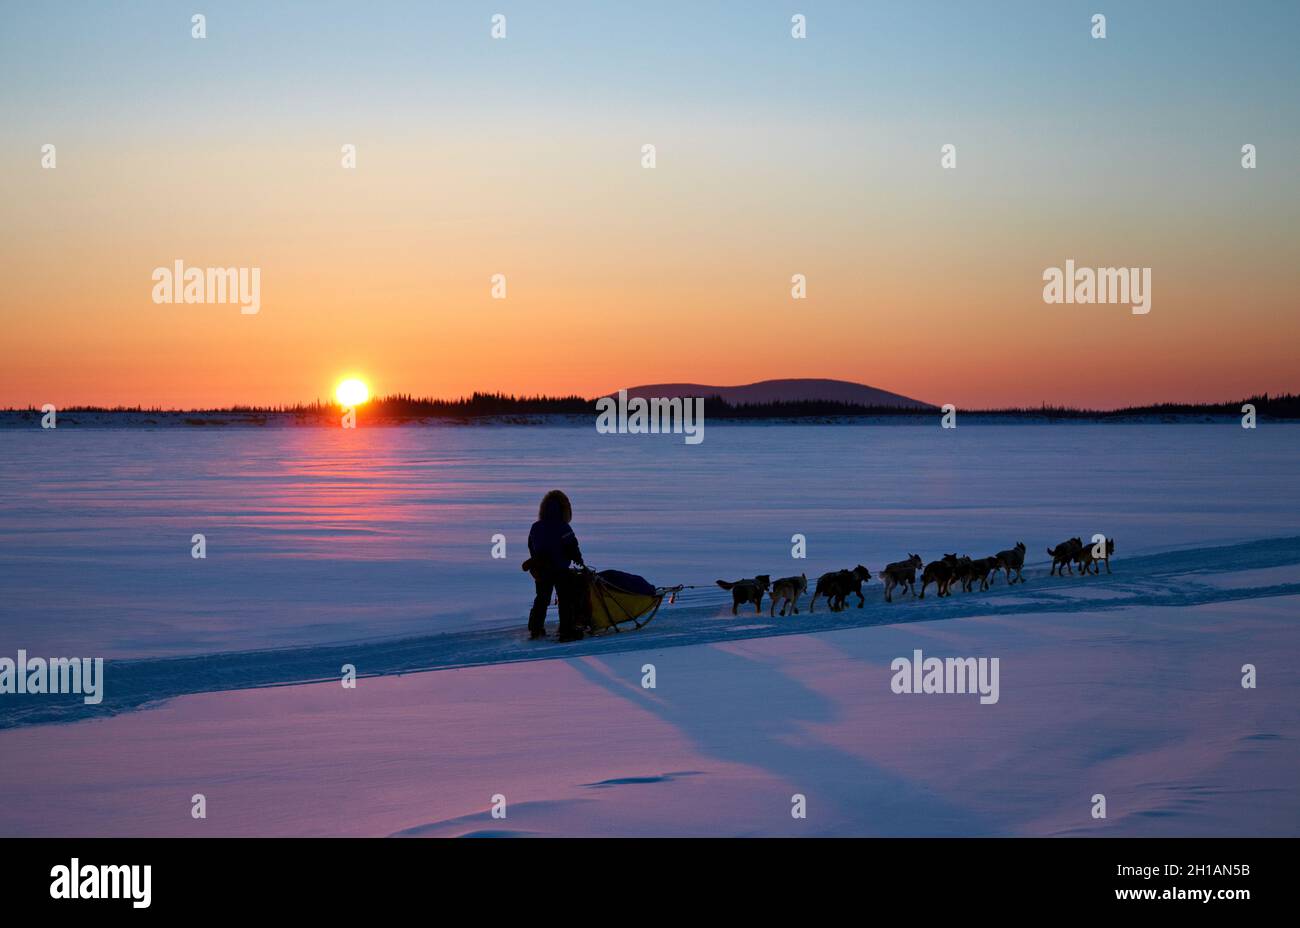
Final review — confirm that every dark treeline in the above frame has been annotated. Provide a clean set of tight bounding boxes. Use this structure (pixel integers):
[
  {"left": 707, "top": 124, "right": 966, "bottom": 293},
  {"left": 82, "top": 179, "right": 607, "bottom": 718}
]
[
  {"left": 690, "top": 393, "right": 1300, "bottom": 419},
  {"left": 12, "top": 392, "right": 1300, "bottom": 419},
  {"left": 961, "top": 393, "right": 1300, "bottom": 420},
  {"left": 342, "top": 392, "right": 593, "bottom": 417}
]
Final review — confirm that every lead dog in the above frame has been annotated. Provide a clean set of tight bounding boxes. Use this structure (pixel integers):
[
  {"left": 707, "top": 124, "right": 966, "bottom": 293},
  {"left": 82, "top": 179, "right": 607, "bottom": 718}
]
[
  {"left": 769, "top": 573, "right": 808, "bottom": 616},
  {"left": 1047, "top": 537, "right": 1084, "bottom": 576},
  {"left": 810, "top": 565, "right": 872, "bottom": 612},
  {"left": 881, "top": 554, "right": 923, "bottom": 602},
  {"left": 994, "top": 542, "right": 1027, "bottom": 585},
  {"left": 716, "top": 575, "right": 771, "bottom": 615}
]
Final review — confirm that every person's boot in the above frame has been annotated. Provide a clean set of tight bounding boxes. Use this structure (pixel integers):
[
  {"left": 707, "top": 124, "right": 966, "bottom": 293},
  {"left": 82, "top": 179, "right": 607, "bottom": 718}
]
[{"left": 556, "top": 627, "right": 583, "bottom": 643}]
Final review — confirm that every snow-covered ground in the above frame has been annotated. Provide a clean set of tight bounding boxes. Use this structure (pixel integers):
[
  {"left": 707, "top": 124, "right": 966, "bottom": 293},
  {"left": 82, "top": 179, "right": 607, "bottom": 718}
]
[
  {"left": 0, "top": 585, "right": 1294, "bottom": 837},
  {"left": 3, "top": 534, "right": 1298, "bottom": 729},
  {"left": 0, "top": 425, "right": 1297, "bottom": 835},
  {"left": 2, "top": 424, "right": 1296, "bottom": 657}
]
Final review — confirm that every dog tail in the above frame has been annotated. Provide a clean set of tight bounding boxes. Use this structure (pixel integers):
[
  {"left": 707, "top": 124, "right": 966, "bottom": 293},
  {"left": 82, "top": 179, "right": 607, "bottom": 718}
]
[
  {"left": 716, "top": 580, "right": 735, "bottom": 590},
  {"left": 1046, "top": 545, "right": 1057, "bottom": 556}
]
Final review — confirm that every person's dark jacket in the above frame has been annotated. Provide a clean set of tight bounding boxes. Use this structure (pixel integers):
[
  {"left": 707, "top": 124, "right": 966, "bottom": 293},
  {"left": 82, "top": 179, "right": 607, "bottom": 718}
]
[{"left": 528, "top": 518, "right": 583, "bottom": 575}]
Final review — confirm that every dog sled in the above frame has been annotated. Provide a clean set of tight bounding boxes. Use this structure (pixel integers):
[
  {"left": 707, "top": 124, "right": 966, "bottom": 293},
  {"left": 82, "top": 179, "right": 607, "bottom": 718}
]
[{"left": 574, "top": 567, "right": 684, "bottom": 633}]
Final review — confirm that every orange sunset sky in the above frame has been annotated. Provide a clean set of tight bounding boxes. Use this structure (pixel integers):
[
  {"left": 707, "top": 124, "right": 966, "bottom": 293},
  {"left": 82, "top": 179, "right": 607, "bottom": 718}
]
[{"left": 2, "top": 2, "right": 1297, "bottom": 410}]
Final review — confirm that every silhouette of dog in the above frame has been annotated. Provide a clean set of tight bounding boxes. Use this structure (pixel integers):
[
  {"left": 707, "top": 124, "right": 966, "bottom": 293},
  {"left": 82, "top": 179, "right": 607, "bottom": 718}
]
[
  {"left": 769, "top": 573, "right": 808, "bottom": 616},
  {"left": 967, "top": 556, "right": 1001, "bottom": 591},
  {"left": 1074, "top": 537, "right": 1115, "bottom": 575},
  {"left": 1047, "top": 538, "right": 1084, "bottom": 576},
  {"left": 881, "top": 554, "right": 923, "bottom": 602},
  {"left": 810, "top": 565, "right": 872, "bottom": 612},
  {"left": 716, "top": 575, "right": 771, "bottom": 615},
  {"left": 994, "top": 542, "right": 1027, "bottom": 585},
  {"left": 920, "top": 558, "right": 956, "bottom": 599},
  {"left": 945, "top": 554, "right": 978, "bottom": 592}
]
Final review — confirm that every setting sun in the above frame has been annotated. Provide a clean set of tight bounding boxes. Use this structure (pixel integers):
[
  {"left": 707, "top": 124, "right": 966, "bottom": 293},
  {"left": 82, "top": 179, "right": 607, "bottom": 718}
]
[{"left": 335, "top": 378, "right": 370, "bottom": 407}]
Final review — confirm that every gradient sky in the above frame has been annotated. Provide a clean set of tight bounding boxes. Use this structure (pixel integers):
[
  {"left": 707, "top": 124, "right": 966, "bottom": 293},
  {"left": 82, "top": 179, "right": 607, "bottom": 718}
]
[{"left": 2, "top": 0, "right": 1297, "bottom": 409}]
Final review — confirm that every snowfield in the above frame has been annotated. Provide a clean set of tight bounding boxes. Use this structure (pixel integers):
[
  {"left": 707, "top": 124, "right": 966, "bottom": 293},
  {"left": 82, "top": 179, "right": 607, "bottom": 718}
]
[
  {"left": 2, "top": 535, "right": 1299, "bottom": 730},
  {"left": 0, "top": 424, "right": 1297, "bottom": 835},
  {"left": 0, "top": 582, "right": 1294, "bottom": 836},
  {"left": 3, "top": 424, "right": 1297, "bottom": 659}
]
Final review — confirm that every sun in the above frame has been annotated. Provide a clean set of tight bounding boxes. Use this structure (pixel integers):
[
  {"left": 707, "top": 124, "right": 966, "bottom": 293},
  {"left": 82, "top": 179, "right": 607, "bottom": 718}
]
[{"left": 335, "top": 378, "right": 370, "bottom": 407}]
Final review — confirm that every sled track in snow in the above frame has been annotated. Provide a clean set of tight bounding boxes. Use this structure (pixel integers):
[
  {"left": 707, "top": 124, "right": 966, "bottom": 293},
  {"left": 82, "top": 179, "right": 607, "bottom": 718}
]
[{"left": 4, "top": 535, "right": 1300, "bottom": 730}]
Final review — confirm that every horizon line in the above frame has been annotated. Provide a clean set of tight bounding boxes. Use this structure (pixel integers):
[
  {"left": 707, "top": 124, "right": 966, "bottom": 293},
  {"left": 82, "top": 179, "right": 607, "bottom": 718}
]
[{"left": 3, "top": 390, "right": 1297, "bottom": 417}]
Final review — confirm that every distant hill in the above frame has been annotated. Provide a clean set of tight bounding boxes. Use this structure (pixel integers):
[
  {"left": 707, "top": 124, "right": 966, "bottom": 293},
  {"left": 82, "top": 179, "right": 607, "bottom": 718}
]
[{"left": 607, "top": 378, "right": 933, "bottom": 409}]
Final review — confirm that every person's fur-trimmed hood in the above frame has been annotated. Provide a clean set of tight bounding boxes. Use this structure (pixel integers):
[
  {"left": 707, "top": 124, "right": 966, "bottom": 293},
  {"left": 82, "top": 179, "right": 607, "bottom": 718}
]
[{"left": 538, "top": 489, "right": 572, "bottom": 523}]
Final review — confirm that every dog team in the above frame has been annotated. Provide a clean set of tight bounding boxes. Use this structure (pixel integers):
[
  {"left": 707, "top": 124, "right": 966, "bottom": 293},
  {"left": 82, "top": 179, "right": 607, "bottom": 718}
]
[{"left": 716, "top": 536, "right": 1114, "bottom": 615}]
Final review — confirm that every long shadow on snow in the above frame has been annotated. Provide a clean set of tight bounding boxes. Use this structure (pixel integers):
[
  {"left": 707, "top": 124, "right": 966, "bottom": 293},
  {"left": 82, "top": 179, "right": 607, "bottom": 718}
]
[{"left": 568, "top": 651, "right": 1002, "bottom": 836}]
